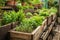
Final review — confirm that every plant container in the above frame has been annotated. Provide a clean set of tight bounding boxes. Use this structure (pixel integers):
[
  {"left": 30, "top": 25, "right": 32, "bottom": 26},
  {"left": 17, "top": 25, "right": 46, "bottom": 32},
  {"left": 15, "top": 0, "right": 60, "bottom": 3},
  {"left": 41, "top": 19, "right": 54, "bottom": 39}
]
[
  {"left": 0, "top": 23, "right": 12, "bottom": 40},
  {"left": 10, "top": 19, "right": 47, "bottom": 40},
  {"left": 0, "top": 19, "right": 19, "bottom": 40}
]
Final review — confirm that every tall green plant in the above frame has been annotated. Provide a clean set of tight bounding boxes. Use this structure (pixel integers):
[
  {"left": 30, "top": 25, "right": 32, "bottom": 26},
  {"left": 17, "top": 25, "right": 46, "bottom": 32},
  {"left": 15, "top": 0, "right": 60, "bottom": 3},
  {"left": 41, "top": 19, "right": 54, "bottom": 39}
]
[
  {"left": 2, "top": 11, "right": 12, "bottom": 25},
  {"left": 2, "top": 11, "right": 17, "bottom": 25},
  {"left": 17, "top": 10, "right": 25, "bottom": 22}
]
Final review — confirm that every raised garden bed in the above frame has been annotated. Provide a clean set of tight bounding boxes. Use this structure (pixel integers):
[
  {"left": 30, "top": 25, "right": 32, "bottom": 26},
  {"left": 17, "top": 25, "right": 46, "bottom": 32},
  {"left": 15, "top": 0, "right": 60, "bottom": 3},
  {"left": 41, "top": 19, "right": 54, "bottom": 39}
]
[
  {"left": 10, "top": 19, "right": 47, "bottom": 40},
  {"left": 0, "top": 23, "right": 11, "bottom": 40},
  {"left": 0, "top": 21, "right": 19, "bottom": 40}
]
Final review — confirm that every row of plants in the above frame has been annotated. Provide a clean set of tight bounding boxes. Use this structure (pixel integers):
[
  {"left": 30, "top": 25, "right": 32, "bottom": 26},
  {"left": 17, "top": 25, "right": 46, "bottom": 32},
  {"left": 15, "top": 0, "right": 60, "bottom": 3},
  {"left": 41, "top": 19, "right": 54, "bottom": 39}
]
[
  {"left": 15, "top": 7, "right": 57, "bottom": 33},
  {"left": 0, "top": 0, "right": 58, "bottom": 10},
  {"left": 0, "top": 6, "right": 57, "bottom": 31},
  {"left": 9, "top": 7, "right": 57, "bottom": 40},
  {"left": 16, "top": 0, "right": 43, "bottom": 11},
  {"left": 0, "top": 7, "right": 57, "bottom": 40},
  {"left": 16, "top": 0, "right": 43, "bottom": 5},
  {"left": 13, "top": 7, "right": 58, "bottom": 32},
  {"left": 0, "top": 10, "right": 25, "bottom": 27}
]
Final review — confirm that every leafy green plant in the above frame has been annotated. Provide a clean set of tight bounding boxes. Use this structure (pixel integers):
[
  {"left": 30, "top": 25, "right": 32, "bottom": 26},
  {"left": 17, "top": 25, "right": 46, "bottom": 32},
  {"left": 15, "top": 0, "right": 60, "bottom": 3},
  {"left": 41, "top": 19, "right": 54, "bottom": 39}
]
[
  {"left": 49, "top": 7, "right": 57, "bottom": 15},
  {"left": 2, "top": 9, "right": 26, "bottom": 25},
  {"left": 26, "top": 12, "right": 33, "bottom": 18},
  {"left": 29, "top": 16, "right": 45, "bottom": 29},
  {"left": 15, "top": 18, "right": 33, "bottom": 33},
  {"left": 31, "top": 0, "right": 41, "bottom": 4},
  {"left": 2, "top": 10, "right": 24, "bottom": 25},
  {"left": 9, "top": 11, "right": 18, "bottom": 22},
  {"left": 17, "top": 10, "right": 25, "bottom": 22},
  {"left": 49, "top": 7, "right": 57, "bottom": 13},
  {"left": 15, "top": 16, "right": 45, "bottom": 33},
  {"left": 39, "top": 9, "right": 50, "bottom": 17},
  {"left": 17, "top": 4, "right": 34, "bottom": 10},
  {"left": 2, "top": 11, "right": 12, "bottom": 25}
]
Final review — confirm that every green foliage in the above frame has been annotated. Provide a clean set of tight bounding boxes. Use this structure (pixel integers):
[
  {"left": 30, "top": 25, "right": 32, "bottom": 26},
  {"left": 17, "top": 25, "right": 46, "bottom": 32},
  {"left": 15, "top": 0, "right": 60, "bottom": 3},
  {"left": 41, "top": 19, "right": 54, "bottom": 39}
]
[
  {"left": 2, "top": 11, "right": 12, "bottom": 25},
  {"left": 29, "top": 16, "right": 45, "bottom": 29},
  {"left": 17, "top": 10, "right": 25, "bottom": 21},
  {"left": 39, "top": 8, "right": 50, "bottom": 16},
  {"left": 9, "top": 11, "right": 18, "bottom": 22},
  {"left": 26, "top": 12, "right": 33, "bottom": 18},
  {"left": 31, "top": 0, "right": 41, "bottom": 4},
  {"left": 0, "top": 0, "right": 6, "bottom": 6},
  {"left": 49, "top": 7, "right": 57, "bottom": 13},
  {"left": 2, "top": 10, "right": 25, "bottom": 25},
  {"left": 15, "top": 18, "right": 33, "bottom": 33},
  {"left": 15, "top": 16, "right": 45, "bottom": 33},
  {"left": 48, "top": 0, "right": 59, "bottom": 8},
  {"left": 17, "top": 4, "right": 34, "bottom": 10}
]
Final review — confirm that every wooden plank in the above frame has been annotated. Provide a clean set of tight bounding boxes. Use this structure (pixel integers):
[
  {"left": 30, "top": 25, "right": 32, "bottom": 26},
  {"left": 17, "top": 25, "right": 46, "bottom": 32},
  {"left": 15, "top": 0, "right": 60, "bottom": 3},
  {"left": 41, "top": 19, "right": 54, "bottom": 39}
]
[
  {"left": 40, "top": 20, "right": 56, "bottom": 40},
  {"left": 50, "top": 13, "right": 57, "bottom": 21},
  {"left": 0, "top": 6, "right": 13, "bottom": 10},
  {"left": 47, "top": 15, "right": 52, "bottom": 26}
]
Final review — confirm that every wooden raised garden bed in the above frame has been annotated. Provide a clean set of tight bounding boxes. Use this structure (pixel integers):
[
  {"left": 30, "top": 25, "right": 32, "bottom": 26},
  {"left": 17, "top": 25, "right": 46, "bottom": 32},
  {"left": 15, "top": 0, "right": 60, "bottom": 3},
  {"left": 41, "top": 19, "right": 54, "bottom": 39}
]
[
  {"left": 0, "top": 23, "right": 11, "bottom": 40},
  {"left": 10, "top": 19, "right": 47, "bottom": 40},
  {"left": 0, "top": 21, "right": 19, "bottom": 40}
]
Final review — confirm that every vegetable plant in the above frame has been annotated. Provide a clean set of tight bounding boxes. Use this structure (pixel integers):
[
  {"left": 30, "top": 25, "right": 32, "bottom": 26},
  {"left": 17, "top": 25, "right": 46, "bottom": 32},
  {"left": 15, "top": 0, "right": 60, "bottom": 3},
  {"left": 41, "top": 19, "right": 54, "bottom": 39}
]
[{"left": 15, "top": 16, "right": 45, "bottom": 33}]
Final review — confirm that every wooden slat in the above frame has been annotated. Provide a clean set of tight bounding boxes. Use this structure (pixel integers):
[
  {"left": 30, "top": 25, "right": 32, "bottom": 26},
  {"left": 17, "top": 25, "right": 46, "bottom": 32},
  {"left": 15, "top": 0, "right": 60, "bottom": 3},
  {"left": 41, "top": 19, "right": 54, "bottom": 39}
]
[{"left": 40, "top": 20, "right": 56, "bottom": 40}]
